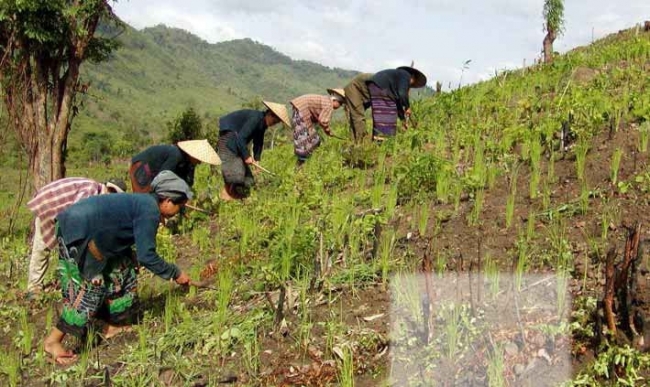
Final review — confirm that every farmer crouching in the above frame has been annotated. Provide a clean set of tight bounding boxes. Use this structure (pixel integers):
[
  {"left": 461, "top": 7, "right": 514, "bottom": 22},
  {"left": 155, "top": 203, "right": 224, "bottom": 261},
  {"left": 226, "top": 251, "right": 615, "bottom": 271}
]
[
  {"left": 290, "top": 88, "right": 346, "bottom": 164},
  {"left": 216, "top": 101, "right": 291, "bottom": 200},
  {"left": 43, "top": 171, "right": 192, "bottom": 365}
]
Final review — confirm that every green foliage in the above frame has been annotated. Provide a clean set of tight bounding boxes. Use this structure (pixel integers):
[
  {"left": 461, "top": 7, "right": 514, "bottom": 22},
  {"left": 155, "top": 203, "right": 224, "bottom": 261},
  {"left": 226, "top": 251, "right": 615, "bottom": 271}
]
[
  {"left": 395, "top": 153, "right": 446, "bottom": 202},
  {"left": 543, "top": 0, "right": 565, "bottom": 35},
  {"left": 166, "top": 107, "right": 203, "bottom": 143}
]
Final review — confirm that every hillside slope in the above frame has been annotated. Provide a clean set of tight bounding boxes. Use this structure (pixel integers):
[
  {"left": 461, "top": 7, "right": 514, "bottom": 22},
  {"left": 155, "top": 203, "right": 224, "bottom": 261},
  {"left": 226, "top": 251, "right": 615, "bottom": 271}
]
[
  {"left": 70, "top": 23, "right": 357, "bottom": 157},
  {"left": 2, "top": 26, "right": 650, "bottom": 386}
]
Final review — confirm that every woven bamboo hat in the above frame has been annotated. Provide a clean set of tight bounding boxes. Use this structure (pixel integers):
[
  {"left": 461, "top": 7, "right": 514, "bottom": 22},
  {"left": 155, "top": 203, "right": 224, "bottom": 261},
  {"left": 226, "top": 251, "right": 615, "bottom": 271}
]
[
  {"left": 177, "top": 139, "right": 221, "bottom": 165},
  {"left": 262, "top": 101, "right": 292, "bottom": 128},
  {"left": 397, "top": 66, "right": 427, "bottom": 88},
  {"left": 327, "top": 88, "right": 346, "bottom": 102}
]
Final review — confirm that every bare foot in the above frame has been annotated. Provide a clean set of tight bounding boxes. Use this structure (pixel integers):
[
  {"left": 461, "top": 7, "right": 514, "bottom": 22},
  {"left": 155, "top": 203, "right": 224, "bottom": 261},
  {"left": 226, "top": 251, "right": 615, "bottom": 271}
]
[
  {"left": 220, "top": 187, "right": 237, "bottom": 201},
  {"left": 44, "top": 340, "right": 77, "bottom": 365},
  {"left": 102, "top": 324, "right": 133, "bottom": 339}
]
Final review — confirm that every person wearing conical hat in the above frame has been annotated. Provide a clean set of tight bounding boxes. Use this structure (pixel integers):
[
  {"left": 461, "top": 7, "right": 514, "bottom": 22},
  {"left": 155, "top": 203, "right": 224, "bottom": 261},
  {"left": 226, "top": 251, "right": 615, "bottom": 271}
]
[
  {"left": 342, "top": 66, "right": 427, "bottom": 142},
  {"left": 366, "top": 66, "right": 427, "bottom": 140},
  {"left": 129, "top": 139, "right": 220, "bottom": 193},
  {"left": 290, "top": 88, "right": 346, "bottom": 164},
  {"left": 216, "top": 101, "right": 290, "bottom": 200}
]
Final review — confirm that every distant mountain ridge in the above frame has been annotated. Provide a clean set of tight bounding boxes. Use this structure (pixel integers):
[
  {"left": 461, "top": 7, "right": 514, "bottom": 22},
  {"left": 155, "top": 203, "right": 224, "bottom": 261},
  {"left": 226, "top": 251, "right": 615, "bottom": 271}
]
[{"left": 73, "top": 23, "right": 358, "bottom": 151}]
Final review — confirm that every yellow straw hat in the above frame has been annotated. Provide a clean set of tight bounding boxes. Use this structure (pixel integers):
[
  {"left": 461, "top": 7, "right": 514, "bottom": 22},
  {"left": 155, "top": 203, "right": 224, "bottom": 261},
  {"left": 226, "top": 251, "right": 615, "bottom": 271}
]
[
  {"left": 177, "top": 139, "right": 221, "bottom": 165},
  {"left": 327, "top": 88, "right": 346, "bottom": 102},
  {"left": 262, "top": 101, "right": 292, "bottom": 128}
]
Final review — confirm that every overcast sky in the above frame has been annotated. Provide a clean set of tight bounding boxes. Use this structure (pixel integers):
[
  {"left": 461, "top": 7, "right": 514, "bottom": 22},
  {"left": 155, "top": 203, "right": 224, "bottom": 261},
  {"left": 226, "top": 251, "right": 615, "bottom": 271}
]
[{"left": 112, "top": 0, "right": 650, "bottom": 90}]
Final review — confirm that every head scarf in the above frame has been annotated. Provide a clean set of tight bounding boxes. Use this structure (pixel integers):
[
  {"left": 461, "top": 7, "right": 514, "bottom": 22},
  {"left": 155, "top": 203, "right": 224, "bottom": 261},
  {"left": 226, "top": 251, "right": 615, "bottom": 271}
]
[{"left": 151, "top": 170, "right": 193, "bottom": 201}]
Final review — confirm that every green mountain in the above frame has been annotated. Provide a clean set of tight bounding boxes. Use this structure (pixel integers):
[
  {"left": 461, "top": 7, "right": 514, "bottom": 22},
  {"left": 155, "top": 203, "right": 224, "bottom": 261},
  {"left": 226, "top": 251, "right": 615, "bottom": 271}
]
[{"left": 69, "top": 23, "right": 357, "bottom": 160}]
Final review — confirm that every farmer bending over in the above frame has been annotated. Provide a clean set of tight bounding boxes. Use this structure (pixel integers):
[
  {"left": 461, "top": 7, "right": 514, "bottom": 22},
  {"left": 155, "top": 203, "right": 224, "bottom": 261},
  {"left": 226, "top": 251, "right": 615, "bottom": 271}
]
[
  {"left": 365, "top": 66, "right": 427, "bottom": 140},
  {"left": 26, "top": 177, "right": 126, "bottom": 297},
  {"left": 130, "top": 139, "right": 220, "bottom": 193},
  {"left": 216, "top": 101, "right": 291, "bottom": 200},
  {"left": 290, "top": 88, "right": 346, "bottom": 164},
  {"left": 44, "top": 171, "right": 192, "bottom": 365},
  {"left": 342, "top": 66, "right": 427, "bottom": 142}
]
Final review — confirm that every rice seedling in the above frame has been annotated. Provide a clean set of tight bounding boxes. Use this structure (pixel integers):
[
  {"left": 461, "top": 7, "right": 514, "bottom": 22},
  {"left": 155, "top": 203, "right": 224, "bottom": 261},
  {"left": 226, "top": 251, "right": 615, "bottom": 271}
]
[
  {"left": 436, "top": 167, "right": 451, "bottom": 202},
  {"left": 487, "top": 344, "right": 505, "bottom": 387},
  {"left": 610, "top": 147, "right": 623, "bottom": 184},
  {"left": 638, "top": 121, "right": 649, "bottom": 153},
  {"left": 443, "top": 302, "right": 462, "bottom": 358},
  {"left": 385, "top": 184, "right": 398, "bottom": 219},
  {"left": 505, "top": 165, "right": 519, "bottom": 228},
  {"left": 336, "top": 345, "right": 354, "bottom": 387},
  {"left": 575, "top": 139, "right": 590, "bottom": 182},
  {"left": 468, "top": 188, "right": 484, "bottom": 225},
  {"left": 435, "top": 250, "right": 447, "bottom": 275},
  {"left": 378, "top": 230, "right": 395, "bottom": 286},
  {"left": 526, "top": 210, "right": 536, "bottom": 241},
  {"left": 484, "top": 255, "right": 500, "bottom": 299},
  {"left": 18, "top": 308, "right": 33, "bottom": 356},
  {"left": 45, "top": 306, "right": 53, "bottom": 331},
  {"left": 418, "top": 203, "right": 430, "bottom": 237},
  {"left": 579, "top": 180, "right": 590, "bottom": 215},
  {"left": 515, "top": 235, "right": 529, "bottom": 291},
  {"left": 243, "top": 329, "right": 260, "bottom": 375},
  {"left": 0, "top": 350, "right": 21, "bottom": 387},
  {"left": 215, "top": 266, "right": 234, "bottom": 326},
  {"left": 547, "top": 149, "right": 557, "bottom": 184}
]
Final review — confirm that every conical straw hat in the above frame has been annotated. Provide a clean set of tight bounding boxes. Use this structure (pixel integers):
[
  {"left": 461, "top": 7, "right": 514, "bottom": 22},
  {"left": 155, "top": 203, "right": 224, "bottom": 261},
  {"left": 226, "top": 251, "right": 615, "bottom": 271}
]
[
  {"left": 177, "top": 139, "right": 221, "bottom": 165},
  {"left": 327, "top": 88, "right": 346, "bottom": 101},
  {"left": 262, "top": 101, "right": 292, "bottom": 128},
  {"left": 397, "top": 66, "right": 427, "bottom": 88}
]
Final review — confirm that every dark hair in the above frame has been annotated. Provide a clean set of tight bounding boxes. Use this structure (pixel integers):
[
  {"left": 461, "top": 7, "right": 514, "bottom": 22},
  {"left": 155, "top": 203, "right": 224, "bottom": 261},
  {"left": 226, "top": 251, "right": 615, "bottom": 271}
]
[{"left": 156, "top": 194, "right": 188, "bottom": 205}]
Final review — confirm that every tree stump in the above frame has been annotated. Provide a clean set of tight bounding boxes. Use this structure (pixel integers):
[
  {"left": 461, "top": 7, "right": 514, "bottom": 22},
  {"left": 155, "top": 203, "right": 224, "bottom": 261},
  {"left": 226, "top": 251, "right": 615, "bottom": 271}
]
[{"left": 601, "top": 224, "right": 650, "bottom": 350}]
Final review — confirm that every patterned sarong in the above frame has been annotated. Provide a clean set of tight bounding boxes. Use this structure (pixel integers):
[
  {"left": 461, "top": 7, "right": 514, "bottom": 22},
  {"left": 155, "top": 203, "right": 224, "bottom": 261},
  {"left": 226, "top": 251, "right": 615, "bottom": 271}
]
[
  {"left": 56, "top": 233, "right": 137, "bottom": 338},
  {"left": 217, "top": 132, "right": 254, "bottom": 196},
  {"left": 292, "top": 109, "right": 321, "bottom": 159},
  {"left": 368, "top": 82, "right": 398, "bottom": 136}
]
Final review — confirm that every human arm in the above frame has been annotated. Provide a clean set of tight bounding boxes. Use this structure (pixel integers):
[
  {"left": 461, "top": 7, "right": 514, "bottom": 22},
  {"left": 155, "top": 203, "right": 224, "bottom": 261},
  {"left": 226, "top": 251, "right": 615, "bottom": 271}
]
[
  {"left": 133, "top": 209, "right": 181, "bottom": 281},
  {"left": 252, "top": 130, "right": 265, "bottom": 161}
]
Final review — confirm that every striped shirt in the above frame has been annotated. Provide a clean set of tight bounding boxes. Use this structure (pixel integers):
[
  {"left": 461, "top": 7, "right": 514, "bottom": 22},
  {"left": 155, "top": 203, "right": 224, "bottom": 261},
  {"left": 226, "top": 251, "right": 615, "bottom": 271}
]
[
  {"left": 27, "top": 178, "right": 104, "bottom": 249},
  {"left": 290, "top": 95, "right": 334, "bottom": 130}
]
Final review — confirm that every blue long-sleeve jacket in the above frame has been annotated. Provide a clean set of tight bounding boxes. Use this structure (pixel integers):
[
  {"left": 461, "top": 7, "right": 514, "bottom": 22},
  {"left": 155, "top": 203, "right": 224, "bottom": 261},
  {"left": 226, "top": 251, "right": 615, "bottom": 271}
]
[
  {"left": 56, "top": 193, "right": 180, "bottom": 281},
  {"left": 218, "top": 110, "right": 268, "bottom": 161}
]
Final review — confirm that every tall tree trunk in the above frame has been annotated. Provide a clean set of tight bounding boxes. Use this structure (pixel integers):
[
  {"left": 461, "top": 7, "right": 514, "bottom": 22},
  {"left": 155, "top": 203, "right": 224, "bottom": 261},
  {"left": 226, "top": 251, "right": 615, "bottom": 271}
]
[{"left": 543, "top": 24, "right": 557, "bottom": 63}]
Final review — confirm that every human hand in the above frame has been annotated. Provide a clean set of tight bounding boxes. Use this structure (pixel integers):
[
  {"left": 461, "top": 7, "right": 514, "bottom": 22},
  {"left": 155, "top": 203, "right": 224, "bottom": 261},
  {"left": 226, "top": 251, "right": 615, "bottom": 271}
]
[
  {"left": 174, "top": 271, "right": 191, "bottom": 285},
  {"left": 244, "top": 157, "right": 254, "bottom": 165}
]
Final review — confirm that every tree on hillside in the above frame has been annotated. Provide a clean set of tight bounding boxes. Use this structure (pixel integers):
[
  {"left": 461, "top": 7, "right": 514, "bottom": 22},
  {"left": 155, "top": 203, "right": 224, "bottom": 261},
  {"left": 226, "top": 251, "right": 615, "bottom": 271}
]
[
  {"left": 166, "top": 107, "right": 203, "bottom": 143},
  {"left": 542, "top": 0, "right": 565, "bottom": 63},
  {"left": 0, "top": 1, "right": 120, "bottom": 191}
]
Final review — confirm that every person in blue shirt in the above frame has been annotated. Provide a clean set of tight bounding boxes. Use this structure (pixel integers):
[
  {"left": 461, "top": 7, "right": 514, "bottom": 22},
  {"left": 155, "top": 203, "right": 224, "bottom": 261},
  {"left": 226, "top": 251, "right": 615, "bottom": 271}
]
[
  {"left": 43, "top": 171, "right": 193, "bottom": 365},
  {"left": 129, "top": 139, "right": 219, "bottom": 193},
  {"left": 216, "top": 101, "right": 290, "bottom": 200}
]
